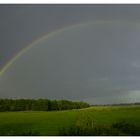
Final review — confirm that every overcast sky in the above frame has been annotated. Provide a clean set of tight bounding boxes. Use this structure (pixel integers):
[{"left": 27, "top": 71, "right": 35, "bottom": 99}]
[{"left": 1, "top": 5, "right": 140, "bottom": 104}]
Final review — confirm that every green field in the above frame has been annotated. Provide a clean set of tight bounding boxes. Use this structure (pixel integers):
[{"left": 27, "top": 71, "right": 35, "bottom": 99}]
[{"left": 0, "top": 105, "right": 140, "bottom": 136}]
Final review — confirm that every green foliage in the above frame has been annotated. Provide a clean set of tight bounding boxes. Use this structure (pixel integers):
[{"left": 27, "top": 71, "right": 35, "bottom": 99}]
[
  {"left": 59, "top": 125, "right": 121, "bottom": 136},
  {"left": 0, "top": 129, "right": 40, "bottom": 136},
  {"left": 112, "top": 120, "right": 140, "bottom": 135},
  {"left": 0, "top": 105, "right": 139, "bottom": 136},
  {"left": 59, "top": 106, "right": 140, "bottom": 136},
  {"left": 0, "top": 98, "right": 89, "bottom": 112},
  {"left": 59, "top": 120, "right": 140, "bottom": 136},
  {"left": 0, "top": 121, "right": 40, "bottom": 136}
]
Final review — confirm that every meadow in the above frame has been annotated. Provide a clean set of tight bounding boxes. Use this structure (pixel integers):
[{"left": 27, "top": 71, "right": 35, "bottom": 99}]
[{"left": 0, "top": 105, "right": 140, "bottom": 136}]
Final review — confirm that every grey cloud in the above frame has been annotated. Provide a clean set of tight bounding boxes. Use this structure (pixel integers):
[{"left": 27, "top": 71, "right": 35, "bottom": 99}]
[
  {"left": 0, "top": 22, "right": 140, "bottom": 104},
  {"left": 1, "top": 5, "right": 140, "bottom": 104}
]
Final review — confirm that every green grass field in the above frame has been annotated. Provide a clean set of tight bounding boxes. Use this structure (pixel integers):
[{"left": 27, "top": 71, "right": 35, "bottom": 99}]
[{"left": 0, "top": 105, "right": 140, "bottom": 136}]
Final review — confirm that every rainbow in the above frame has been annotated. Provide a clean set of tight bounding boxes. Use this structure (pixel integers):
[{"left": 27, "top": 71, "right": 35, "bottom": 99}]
[{"left": 0, "top": 20, "right": 139, "bottom": 76}]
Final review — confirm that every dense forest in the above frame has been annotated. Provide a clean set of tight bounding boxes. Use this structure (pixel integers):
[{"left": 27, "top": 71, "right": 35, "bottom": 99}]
[{"left": 0, "top": 99, "right": 90, "bottom": 112}]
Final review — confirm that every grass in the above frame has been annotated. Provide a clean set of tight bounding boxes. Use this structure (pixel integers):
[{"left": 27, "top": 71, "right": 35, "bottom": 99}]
[
  {"left": 0, "top": 110, "right": 78, "bottom": 135},
  {"left": 0, "top": 105, "right": 140, "bottom": 135}
]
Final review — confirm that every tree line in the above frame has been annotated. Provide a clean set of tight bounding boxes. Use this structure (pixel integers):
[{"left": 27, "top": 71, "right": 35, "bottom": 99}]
[{"left": 0, "top": 99, "right": 90, "bottom": 112}]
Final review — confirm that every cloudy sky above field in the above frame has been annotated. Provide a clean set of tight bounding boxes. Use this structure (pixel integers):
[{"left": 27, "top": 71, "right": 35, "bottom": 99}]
[{"left": 1, "top": 5, "right": 140, "bottom": 104}]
